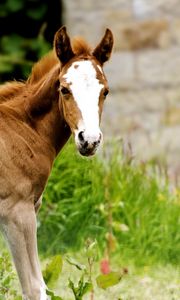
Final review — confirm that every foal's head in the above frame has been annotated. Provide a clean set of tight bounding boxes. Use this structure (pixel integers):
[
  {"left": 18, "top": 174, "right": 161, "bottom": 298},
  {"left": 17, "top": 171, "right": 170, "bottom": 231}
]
[{"left": 54, "top": 26, "right": 113, "bottom": 156}]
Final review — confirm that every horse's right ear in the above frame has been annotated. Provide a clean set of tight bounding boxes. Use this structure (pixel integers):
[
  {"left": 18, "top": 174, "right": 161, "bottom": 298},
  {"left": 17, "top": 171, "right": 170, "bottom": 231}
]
[{"left": 54, "top": 26, "right": 75, "bottom": 65}]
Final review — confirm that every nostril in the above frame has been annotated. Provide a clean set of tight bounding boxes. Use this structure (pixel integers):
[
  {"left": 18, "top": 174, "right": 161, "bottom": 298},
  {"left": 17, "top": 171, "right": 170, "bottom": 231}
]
[
  {"left": 93, "top": 138, "right": 101, "bottom": 147},
  {"left": 78, "top": 131, "right": 84, "bottom": 142},
  {"left": 93, "top": 140, "right": 99, "bottom": 147}
]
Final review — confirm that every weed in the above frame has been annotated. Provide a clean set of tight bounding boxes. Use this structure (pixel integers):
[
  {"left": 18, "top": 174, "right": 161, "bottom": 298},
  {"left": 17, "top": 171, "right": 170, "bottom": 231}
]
[{"left": 0, "top": 251, "right": 21, "bottom": 300}]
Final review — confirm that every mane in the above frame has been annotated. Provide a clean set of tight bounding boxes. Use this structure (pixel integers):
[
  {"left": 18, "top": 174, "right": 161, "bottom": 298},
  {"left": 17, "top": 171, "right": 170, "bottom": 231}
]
[
  {"left": 27, "top": 51, "right": 59, "bottom": 84},
  {"left": 0, "top": 81, "right": 25, "bottom": 103},
  {"left": 0, "top": 51, "right": 59, "bottom": 103},
  {"left": 72, "top": 37, "right": 92, "bottom": 56}
]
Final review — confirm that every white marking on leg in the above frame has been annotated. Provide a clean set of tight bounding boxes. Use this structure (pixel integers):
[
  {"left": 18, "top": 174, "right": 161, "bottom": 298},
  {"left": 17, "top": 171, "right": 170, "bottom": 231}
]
[
  {"left": 63, "top": 60, "right": 103, "bottom": 141},
  {"left": 40, "top": 286, "right": 48, "bottom": 300}
]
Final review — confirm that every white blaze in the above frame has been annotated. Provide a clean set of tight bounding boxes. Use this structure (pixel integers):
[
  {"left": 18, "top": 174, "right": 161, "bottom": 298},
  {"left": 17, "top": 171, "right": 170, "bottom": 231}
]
[{"left": 63, "top": 60, "right": 103, "bottom": 142}]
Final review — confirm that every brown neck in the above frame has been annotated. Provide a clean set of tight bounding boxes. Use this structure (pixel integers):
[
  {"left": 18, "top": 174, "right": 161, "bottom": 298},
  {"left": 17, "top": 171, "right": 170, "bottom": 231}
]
[{"left": 24, "top": 66, "right": 71, "bottom": 154}]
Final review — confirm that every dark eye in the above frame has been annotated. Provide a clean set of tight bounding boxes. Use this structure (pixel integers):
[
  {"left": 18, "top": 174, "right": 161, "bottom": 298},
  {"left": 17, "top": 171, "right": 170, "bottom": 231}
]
[
  {"left": 103, "top": 89, "right": 109, "bottom": 97},
  {"left": 61, "top": 87, "right": 70, "bottom": 95}
]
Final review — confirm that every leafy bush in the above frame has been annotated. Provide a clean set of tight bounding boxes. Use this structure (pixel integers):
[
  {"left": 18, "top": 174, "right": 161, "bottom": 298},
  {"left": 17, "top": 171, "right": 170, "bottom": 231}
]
[
  {"left": 0, "top": 251, "right": 21, "bottom": 300},
  {"left": 0, "top": 33, "right": 50, "bottom": 80},
  {"left": 0, "top": 0, "right": 61, "bottom": 82}
]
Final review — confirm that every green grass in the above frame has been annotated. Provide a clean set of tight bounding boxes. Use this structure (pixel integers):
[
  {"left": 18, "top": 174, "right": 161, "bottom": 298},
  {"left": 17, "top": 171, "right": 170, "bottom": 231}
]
[
  {"left": 37, "top": 139, "right": 180, "bottom": 266},
  {"left": 54, "top": 258, "right": 180, "bottom": 300},
  {"left": 0, "top": 246, "right": 179, "bottom": 300}
]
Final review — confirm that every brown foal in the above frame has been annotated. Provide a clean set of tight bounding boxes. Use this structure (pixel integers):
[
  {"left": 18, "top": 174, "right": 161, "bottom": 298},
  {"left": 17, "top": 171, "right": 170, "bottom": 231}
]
[{"left": 0, "top": 26, "right": 113, "bottom": 299}]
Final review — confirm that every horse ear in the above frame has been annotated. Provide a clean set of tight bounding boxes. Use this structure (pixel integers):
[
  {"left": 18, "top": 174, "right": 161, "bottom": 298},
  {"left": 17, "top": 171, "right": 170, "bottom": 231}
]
[
  {"left": 93, "top": 29, "right": 114, "bottom": 65},
  {"left": 54, "top": 26, "right": 75, "bottom": 65}
]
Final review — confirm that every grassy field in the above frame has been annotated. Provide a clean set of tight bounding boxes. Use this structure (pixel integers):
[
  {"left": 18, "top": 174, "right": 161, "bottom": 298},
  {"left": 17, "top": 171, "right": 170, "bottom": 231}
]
[
  {"left": 0, "top": 139, "right": 180, "bottom": 299},
  {"left": 54, "top": 259, "right": 180, "bottom": 300},
  {"left": 0, "top": 244, "right": 179, "bottom": 300},
  {"left": 38, "top": 140, "right": 180, "bottom": 265}
]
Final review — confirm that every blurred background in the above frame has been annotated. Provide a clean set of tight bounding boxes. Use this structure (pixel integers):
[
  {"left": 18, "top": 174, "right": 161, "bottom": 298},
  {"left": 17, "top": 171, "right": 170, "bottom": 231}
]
[
  {"left": 0, "top": 0, "right": 180, "bottom": 183},
  {"left": 65, "top": 0, "right": 180, "bottom": 184},
  {"left": 0, "top": 0, "right": 62, "bottom": 82},
  {"left": 0, "top": 1, "right": 180, "bottom": 299}
]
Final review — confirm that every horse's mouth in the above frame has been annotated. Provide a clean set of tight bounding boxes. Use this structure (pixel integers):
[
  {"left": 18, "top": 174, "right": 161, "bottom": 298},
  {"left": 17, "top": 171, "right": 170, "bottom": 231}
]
[{"left": 78, "top": 145, "right": 98, "bottom": 157}]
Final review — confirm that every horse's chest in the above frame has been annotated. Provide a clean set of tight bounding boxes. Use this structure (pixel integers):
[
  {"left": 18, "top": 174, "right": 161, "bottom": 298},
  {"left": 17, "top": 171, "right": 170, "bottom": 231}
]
[{"left": 0, "top": 122, "right": 54, "bottom": 201}]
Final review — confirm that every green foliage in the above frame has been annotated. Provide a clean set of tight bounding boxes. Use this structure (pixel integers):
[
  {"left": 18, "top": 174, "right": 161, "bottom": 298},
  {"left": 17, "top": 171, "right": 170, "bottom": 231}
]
[
  {"left": 96, "top": 272, "right": 122, "bottom": 289},
  {"left": 0, "top": 0, "right": 51, "bottom": 81},
  {"left": 42, "top": 238, "right": 120, "bottom": 300},
  {"left": 38, "top": 140, "right": 180, "bottom": 265},
  {"left": 66, "top": 238, "right": 121, "bottom": 299},
  {"left": 68, "top": 276, "right": 93, "bottom": 300},
  {"left": 85, "top": 239, "right": 98, "bottom": 259},
  {"left": 0, "top": 0, "right": 24, "bottom": 15},
  {"left": 38, "top": 141, "right": 106, "bottom": 254},
  {"left": 46, "top": 289, "right": 63, "bottom": 300},
  {"left": 66, "top": 256, "right": 86, "bottom": 271},
  {"left": 42, "top": 240, "right": 98, "bottom": 300},
  {"left": 66, "top": 240, "right": 94, "bottom": 300},
  {"left": 43, "top": 255, "right": 63, "bottom": 289},
  {"left": 0, "top": 251, "right": 21, "bottom": 300},
  {"left": 27, "top": 4, "right": 47, "bottom": 20},
  {"left": 0, "top": 0, "right": 22, "bottom": 16},
  {"left": 0, "top": 34, "right": 50, "bottom": 79},
  {"left": 66, "top": 241, "right": 94, "bottom": 300},
  {"left": 43, "top": 255, "right": 63, "bottom": 300},
  {"left": 0, "top": 140, "right": 179, "bottom": 299}
]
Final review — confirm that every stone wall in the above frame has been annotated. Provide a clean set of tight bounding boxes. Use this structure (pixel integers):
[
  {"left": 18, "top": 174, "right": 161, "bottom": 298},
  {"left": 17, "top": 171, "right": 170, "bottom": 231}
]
[{"left": 63, "top": 0, "right": 180, "bottom": 181}]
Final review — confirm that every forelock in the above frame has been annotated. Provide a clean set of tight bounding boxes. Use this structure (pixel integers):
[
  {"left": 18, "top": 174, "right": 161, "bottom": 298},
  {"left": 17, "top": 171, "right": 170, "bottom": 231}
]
[{"left": 72, "top": 37, "right": 92, "bottom": 56}]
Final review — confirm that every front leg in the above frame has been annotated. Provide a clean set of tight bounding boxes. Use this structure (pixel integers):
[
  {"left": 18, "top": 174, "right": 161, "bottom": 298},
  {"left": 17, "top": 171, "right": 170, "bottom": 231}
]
[{"left": 1, "top": 200, "right": 48, "bottom": 300}]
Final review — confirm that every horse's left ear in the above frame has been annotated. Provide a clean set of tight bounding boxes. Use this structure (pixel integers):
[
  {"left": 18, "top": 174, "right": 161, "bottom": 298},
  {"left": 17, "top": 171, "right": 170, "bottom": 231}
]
[
  {"left": 93, "top": 29, "right": 114, "bottom": 65},
  {"left": 54, "top": 26, "right": 75, "bottom": 65}
]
